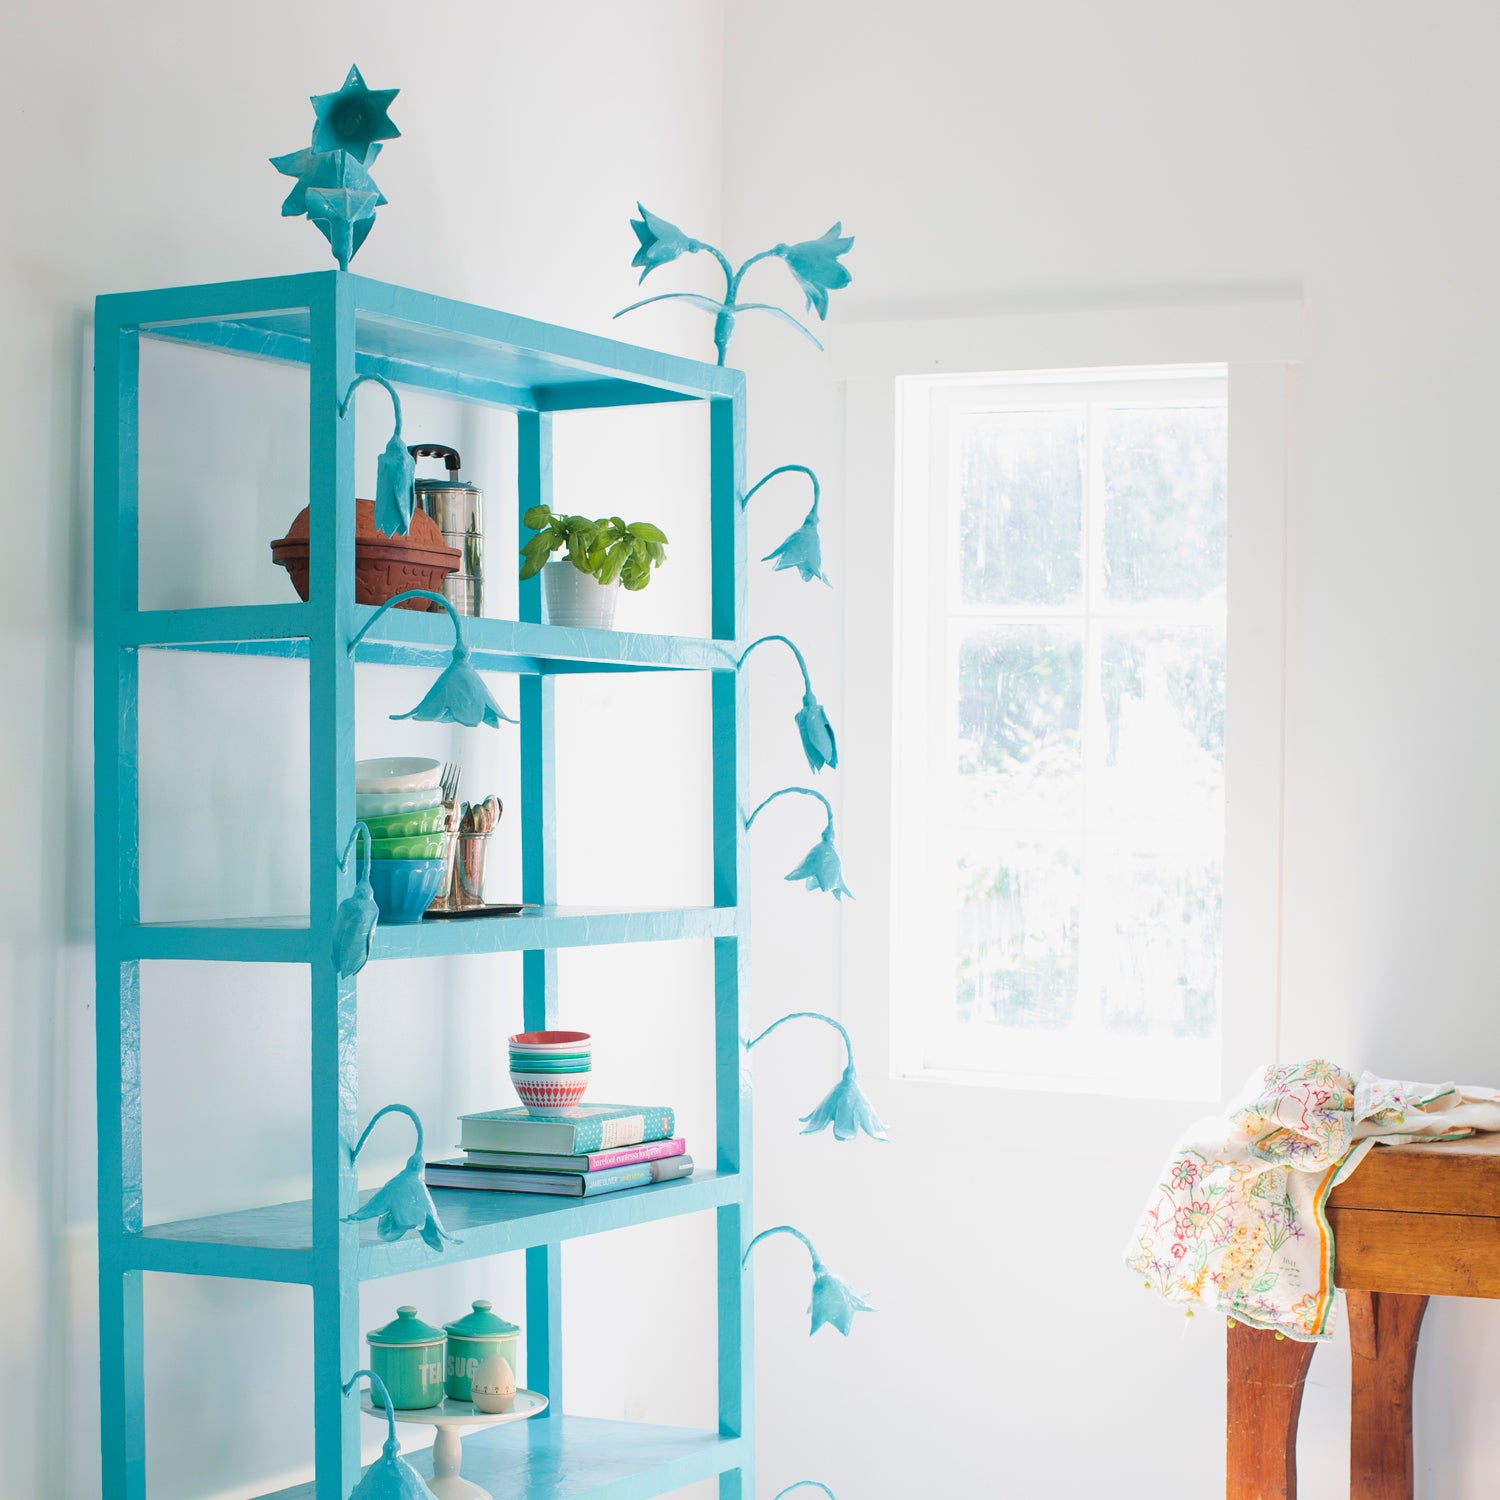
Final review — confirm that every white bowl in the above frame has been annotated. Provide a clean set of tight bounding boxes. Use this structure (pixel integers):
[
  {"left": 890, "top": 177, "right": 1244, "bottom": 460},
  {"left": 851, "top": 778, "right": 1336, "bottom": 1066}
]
[
  {"left": 356, "top": 788, "right": 444, "bottom": 818},
  {"left": 355, "top": 757, "right": 442, "bottom": 794}
]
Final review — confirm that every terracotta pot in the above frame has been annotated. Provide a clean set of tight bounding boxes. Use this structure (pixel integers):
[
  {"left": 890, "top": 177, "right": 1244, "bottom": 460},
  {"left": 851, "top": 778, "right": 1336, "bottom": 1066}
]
[{"left": 271, "top": 501, "right": 460, "bottom": 611}]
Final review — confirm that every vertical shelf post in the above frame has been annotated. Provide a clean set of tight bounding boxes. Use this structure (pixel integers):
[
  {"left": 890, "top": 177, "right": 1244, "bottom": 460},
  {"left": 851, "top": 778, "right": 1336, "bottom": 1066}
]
[
  {"left": 710, "top": 386, "right": 752, "bottom": 1499},
  {"left": 94, "top": 306, "right": 146, "bottom": 1500},
  {"left": 308, "top": 273, "right": 362, "bottom": 1496},
  {"left": 95, "top": 307, "right": 146, "bottom": 1500},
  {"left": 518, "top": 408, "right": 564, "bottom": 1409}
]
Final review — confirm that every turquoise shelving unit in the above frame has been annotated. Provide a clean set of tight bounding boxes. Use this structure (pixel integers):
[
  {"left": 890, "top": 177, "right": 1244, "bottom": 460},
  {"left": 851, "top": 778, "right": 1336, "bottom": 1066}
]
[{"left": 94, "top": 271, "right": 752, "bottom": 1499}]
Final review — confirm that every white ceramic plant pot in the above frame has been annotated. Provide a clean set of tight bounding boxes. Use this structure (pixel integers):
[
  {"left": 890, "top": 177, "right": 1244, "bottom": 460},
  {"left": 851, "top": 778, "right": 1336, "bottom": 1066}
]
[{"left": 543, "top": 562, "right": 619, "bottom": 630}]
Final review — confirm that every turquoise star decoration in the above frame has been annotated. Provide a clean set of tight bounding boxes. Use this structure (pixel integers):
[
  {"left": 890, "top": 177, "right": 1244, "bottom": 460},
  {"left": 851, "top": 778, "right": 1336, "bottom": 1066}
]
[
  {"left": 311, "top": 65, "right": 400, "bottom": 161},
  {"left": 271, "top": 66, "right": 399, "bottom": 269}
]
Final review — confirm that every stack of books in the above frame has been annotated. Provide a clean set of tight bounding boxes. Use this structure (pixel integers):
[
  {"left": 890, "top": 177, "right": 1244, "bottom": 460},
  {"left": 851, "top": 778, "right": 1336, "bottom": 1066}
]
[{"left": 425, "top": 1103, "right": 693, "bottom": 1198}]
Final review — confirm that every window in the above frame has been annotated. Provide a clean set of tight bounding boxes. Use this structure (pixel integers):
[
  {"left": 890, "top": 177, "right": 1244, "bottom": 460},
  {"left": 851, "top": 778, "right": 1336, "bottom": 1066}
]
[{"left": 893, "top": 366, "right": 1229, "bottom": 1098}]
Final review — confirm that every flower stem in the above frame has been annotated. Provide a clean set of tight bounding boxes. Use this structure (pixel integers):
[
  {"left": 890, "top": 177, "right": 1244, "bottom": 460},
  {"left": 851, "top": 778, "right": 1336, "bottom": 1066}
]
[
  {"left": 744, "top": 785, "right": 835, "bottom": 833},
  {"left": 347, "top": 589, "right": 463, "bottom": 655},
  {"left": 773, "top": 1485, "right": 838, "bottom": 1500},
  {"left": 697, "top": 241, "right": 736, "bottom": 300},
  {"left": 343, "top": 1369, "right": 399, "bottom": 1451},
  {"left": 338, "top": 371, "right": 403, "bottom": 429},
  {"left": 340, "top": 820, "right": 371, "bottom": 879},
  {"left": 743, "top": 463, "right": 821, "bottom": 519},
  {"left": 728, "top": 247, "right": 780, "bottom": 304},
  {"left": 743, "top": 1223, "right": 820, "bottom": 1270},
  {"left": 746, "top": 1011, "right": 853, "bottom": 1069},
  {"left": 737, "top": 634, "right": 812, "bottom": 696},
  {"left": 350, "top": 1102, "right": 424, "bottom": 1162}
]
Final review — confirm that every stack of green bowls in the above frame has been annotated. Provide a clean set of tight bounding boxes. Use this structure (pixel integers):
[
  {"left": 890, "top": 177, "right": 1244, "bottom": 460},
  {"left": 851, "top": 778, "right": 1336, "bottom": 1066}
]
[
  {"left": 355, "top": 758, "right": 451, "bottom": 922},
  {"left": 508, "top": 1029, "right": 593, "bottom": 1113}
]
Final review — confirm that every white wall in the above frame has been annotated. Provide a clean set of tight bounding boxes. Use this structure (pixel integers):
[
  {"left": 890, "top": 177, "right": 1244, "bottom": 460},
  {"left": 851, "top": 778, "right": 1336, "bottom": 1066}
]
[
  {"left": 722, "top": 3, "right": 1500, "bottom": 1497},
  {"left": 0, "top": 3, "right": 727, "bottom": 1496}
]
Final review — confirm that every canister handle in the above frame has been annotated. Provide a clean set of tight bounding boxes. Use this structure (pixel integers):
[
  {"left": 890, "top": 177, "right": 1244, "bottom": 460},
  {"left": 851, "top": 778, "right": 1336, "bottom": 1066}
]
[{"left": 409, "top": 443, "right": 462, "bottom": 475}]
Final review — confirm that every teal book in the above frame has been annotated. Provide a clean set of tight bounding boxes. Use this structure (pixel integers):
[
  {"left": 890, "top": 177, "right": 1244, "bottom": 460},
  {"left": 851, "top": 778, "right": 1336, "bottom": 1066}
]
[
  {"left": 458, "top": 1103, "right": 676, "bottom": 1155},
  {"left": 425, "top": 1156, "right": 694, "bottom": 1197}
]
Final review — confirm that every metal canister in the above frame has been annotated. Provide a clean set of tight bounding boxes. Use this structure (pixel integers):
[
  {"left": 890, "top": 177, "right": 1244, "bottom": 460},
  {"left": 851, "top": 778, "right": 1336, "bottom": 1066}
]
[{"left": 410, "top": 444, "right": 483, "bottom": 616}]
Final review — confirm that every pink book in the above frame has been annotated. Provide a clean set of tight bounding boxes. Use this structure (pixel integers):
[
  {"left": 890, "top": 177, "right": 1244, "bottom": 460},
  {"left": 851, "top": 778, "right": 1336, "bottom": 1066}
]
[{"left": 458, "top": 1137, "right": 687, "bottom": 1174}]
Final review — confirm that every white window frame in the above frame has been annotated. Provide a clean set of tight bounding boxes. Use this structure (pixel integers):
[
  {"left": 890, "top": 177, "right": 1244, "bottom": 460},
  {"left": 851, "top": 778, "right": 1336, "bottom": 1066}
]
[
  {"left": 910, "top": 366, "right": 1229, "bottom": 1098},
  {"left": 833, "top": 300, "right": 1303, "bottom": 1103}
]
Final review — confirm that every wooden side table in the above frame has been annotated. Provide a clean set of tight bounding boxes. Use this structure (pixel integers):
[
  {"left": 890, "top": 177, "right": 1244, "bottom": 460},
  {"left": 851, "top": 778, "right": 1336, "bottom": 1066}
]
[{"left": 1226, "top": 1134, "right": 1500, "bottom": 1499}]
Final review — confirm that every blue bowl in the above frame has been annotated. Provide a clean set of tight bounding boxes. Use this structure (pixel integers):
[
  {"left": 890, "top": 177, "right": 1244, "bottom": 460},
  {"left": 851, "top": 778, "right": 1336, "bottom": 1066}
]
[{"left": 368, "top": 859, "right": 446, "bottom": 924}]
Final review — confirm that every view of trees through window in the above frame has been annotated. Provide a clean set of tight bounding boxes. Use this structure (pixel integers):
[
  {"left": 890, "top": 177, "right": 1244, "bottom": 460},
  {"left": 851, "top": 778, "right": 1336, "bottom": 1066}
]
[{"left": 943, "top": 381, "right": 1227, "bottom": 1063}]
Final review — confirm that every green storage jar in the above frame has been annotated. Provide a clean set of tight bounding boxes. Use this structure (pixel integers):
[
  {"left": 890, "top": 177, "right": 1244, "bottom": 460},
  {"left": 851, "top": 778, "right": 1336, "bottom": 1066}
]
[
  {"left": 366, "top": 1305, "right": 446, "bottom": 1409},
  {"left": 443, "top": 1300, "right": 521, "bottom": 1402}
]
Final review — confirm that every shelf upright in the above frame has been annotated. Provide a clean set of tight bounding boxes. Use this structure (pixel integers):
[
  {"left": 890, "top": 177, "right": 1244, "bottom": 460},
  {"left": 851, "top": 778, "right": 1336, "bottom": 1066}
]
[
  {"left": 305, "top": 272, "right": 363, "bottom": 1490},
  {"left": 94, "top": 280, "right": 147, "bottom": 1500},
  {"left": 517, "top": 407, "right": 564, "bottom": 1412},
  {"left": 94, "top": 270, "right": 752, "bottom": 1500}
]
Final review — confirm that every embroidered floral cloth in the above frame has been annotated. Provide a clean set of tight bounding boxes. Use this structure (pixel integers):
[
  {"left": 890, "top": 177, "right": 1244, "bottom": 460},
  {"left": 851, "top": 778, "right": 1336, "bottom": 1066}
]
[{"left": 1126, "top": 1060, "right": 1500, "bottom": 1340}]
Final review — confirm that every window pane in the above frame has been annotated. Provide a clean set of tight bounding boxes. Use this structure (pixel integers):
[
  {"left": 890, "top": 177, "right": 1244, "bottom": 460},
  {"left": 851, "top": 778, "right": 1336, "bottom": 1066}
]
[
  {"left": 1097, "top": 626, "right": 1225, "bottom": 833},
  {"left": 1101, "top": 405, "right": 1226, "bottom": 605},
  {"left": 956, "top": 838, "right": 1081, "bottom": 1030},
  {"left": 1093, "top": 848, "right": 1222, "bottom": 1039},
  {"left": 956, "top": 625, "right": 1083, "bottom": 828},
  {"left": 955, "top": 409, "right": 1083, "bottom": 605}
]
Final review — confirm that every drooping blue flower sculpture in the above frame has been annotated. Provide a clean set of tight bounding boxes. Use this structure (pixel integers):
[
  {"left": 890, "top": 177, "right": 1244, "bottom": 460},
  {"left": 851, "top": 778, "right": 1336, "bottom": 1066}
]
[
  {"left": 340, "top": 374, "right": 415, "bottom": 536},
  {"left": 344, "top": 1369, "right": 438, "bottom": 1498},
  {"left": 332, "top": 822, "right": 378, "bottom": 978},
  {"left": 744, "top": 464, "right": 829, "bottom": 585},
  {"left": 773, "top": 1485, "right": 838, "bottom": 1500},
  {"left": 747, "top": 1012, "right": 889, "bottom": 1143},
  {"left": 738, "top": 636, "right": 838, "bottom": 774},
  {"left": 271, "top": 65, "right": 399, "bottom": 269},
  {"left": 616, "top": 205, "right": 854, "bottom": 365},
  {"left": 348, "top": 590, "right": 516, "bottom": 728},
  {"left": 745, "top": 787, "right": 853, "bottom": 900},
  {"left": 345, "top": 1104, "right": 458, "bottom": 1252},
  {"left": 743, "top": 1224, "right": 875, "bottom": 1338}
]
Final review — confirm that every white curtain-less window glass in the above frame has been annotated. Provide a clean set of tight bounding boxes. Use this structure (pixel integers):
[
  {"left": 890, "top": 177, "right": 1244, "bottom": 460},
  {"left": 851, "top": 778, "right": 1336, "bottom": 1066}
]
[{"left": 898, "top": 368, "right": 1228, "bottom": 1096}]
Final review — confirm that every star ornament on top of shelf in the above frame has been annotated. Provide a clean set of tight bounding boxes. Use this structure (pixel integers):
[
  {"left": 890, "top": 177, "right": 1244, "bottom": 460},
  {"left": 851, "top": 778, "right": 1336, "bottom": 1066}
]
[
  {"left": 270, "top": 65, "right": 400, "bottom": 270},
  {"left": 311, "top": 65, "right": 401, "bottom": 161}
]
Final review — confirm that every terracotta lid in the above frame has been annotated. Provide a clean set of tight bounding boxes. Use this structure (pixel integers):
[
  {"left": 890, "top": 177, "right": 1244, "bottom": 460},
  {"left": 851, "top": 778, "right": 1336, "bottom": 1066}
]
[{"left": 275, "top": 499, "right": 448, "bottom": 549}]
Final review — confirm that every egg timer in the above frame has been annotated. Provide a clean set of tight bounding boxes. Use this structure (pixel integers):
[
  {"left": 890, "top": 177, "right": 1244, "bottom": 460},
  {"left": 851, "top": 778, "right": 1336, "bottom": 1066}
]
[{"left": 470, "top": 1353, "right": 516, "bottom": 1414}]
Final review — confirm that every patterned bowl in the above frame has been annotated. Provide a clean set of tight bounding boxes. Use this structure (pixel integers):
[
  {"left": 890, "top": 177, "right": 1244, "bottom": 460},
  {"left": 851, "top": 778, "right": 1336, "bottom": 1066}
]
[
  {"left": 511, "top": 1070, "right": 591, "bottom": 1113},
  {"left": 356, "top": 788, "right": 443, "bottom": 818},
  {"left": 368, "top": 859, "right": 447, "bottom": 924},
  {"left": 362, "top": 804, "right": 447, "bottom": 839},
  {"left": 508, "top": 1030, "right": 592, "bottom": 1053},
  {"left": 370, "top": 831, "right": 448, "bottom": 861}
]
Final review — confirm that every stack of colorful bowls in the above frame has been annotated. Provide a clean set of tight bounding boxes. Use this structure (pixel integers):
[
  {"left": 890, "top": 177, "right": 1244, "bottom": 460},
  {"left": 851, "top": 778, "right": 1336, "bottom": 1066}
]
[
  {"left": 508, "top": 1030, "right": 592, "bottom": 1113},
  {"left": 355, "top": 758, "right": 449, "bottom": 923}
]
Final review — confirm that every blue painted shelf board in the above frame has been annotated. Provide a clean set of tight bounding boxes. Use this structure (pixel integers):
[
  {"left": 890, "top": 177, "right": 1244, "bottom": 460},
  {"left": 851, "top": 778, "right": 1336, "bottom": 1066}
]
[
  {"left": 126, "top": 1173, "right": 738, "bottom": 1284},
  {"left": 257, "top": 1416, "right": 747, "bottom": 1500},
  {"left": 128, "top": 604, "right": 736, "bottom": 676},
  {"left": 101, "top": 272, "right": 739, "bottom": 413},
  {"left": 125, "top": 905, "right": 735, "bottom": 962}
]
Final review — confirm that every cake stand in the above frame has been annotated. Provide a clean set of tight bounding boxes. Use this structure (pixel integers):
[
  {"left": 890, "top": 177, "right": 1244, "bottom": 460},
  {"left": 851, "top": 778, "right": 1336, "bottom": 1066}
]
[{"left": 360, "top": 1388, "right": 548, "bottom": 1499}]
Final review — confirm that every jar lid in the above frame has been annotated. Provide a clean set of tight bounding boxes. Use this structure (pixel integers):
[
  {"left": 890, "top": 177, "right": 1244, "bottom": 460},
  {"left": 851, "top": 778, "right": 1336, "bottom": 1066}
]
[
  {"left": 367, "top": 1305, "right": 445, "bottom": 1346},
  {"left": 443, "top": 1299, "right": 520, "bottom": 1339},
  {"left": 415, "top": 478, "right": 480, "bottom": 494}
]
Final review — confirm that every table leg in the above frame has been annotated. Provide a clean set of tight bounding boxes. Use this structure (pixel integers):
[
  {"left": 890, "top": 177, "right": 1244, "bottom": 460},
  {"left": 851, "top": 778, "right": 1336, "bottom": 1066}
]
[
  {"left": 1347, "top": 1290, "right": 1427, "bottom": 1500},
  {"left": 1226, "top": 1321, "right": 1316, "bottom": 1499}
]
